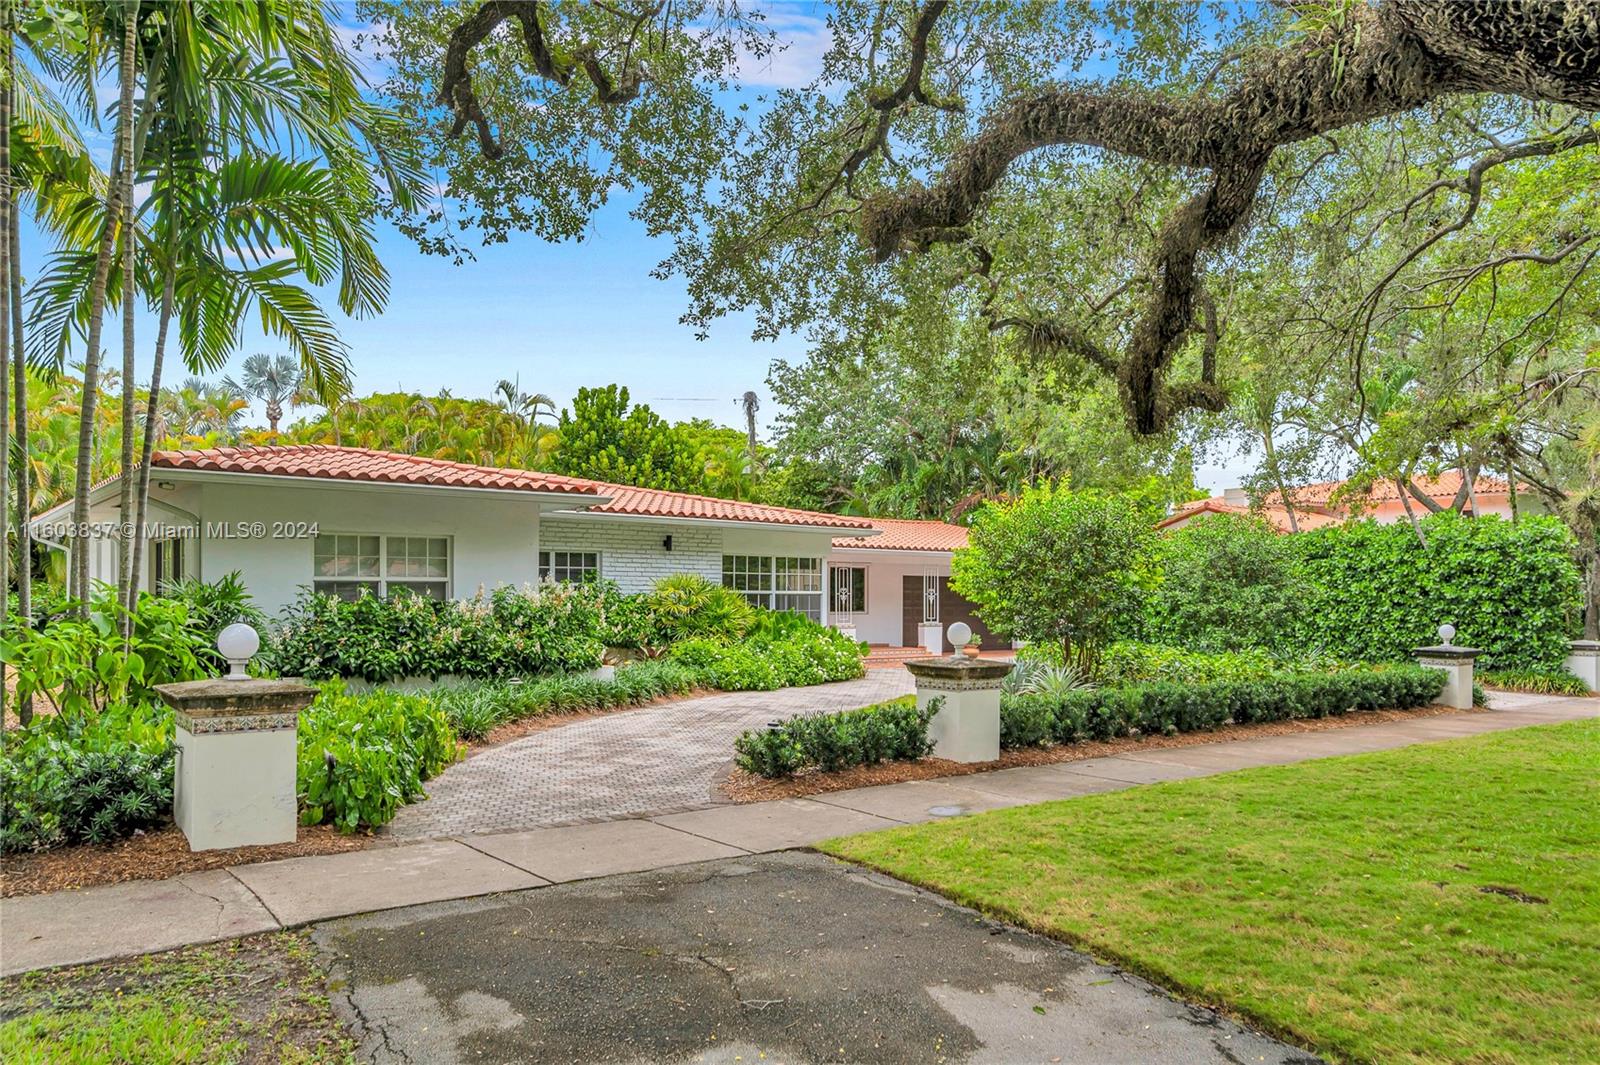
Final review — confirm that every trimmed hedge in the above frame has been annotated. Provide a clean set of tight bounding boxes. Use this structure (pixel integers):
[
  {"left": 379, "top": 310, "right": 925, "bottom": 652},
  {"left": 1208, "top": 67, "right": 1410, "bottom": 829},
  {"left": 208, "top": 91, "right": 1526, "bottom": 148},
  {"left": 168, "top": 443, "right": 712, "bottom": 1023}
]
[
  {"left": 669, "top": 618, "right": 865, "bottom": 691},
  {"left": 1292, "top": 513, "right": 1581, "bottom": 670},
  {"left": 734, "top": 696, "right": 937, "bottom": 778},
  {"left": 1001, "top": 665, "right": 1447, "bottom": 747}
]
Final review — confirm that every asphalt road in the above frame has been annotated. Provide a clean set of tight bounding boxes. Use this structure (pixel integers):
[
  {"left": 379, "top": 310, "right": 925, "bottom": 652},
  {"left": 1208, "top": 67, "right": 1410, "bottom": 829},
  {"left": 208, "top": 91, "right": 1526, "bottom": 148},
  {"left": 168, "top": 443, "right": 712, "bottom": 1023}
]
[{"left": 313, "top": 851, "right": 1319, "bottom": 1064}]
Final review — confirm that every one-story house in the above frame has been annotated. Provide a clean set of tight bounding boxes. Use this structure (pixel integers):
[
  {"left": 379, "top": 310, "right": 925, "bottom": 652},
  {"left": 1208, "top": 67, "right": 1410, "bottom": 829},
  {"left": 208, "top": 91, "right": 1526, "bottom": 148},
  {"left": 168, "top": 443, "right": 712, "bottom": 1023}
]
[{"left": 33, "top": 445, "right": 981, "bottom": 652}]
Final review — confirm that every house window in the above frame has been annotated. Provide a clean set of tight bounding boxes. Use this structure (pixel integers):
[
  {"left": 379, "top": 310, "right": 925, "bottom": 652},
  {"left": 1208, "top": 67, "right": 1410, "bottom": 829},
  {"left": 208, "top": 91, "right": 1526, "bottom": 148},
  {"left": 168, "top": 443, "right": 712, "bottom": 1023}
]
[
  {"left": 830, "top": 565, "right": 866, "bottom": 616},
  {"left": 921, "top": 574, "right": 941, "bottom": 624},
  {"left": 152, "top": 539, "right": 184, "bottom": 594},
  {"left": 722, "top": 554, "right": 823, "bottom": 620},
  {"left": 313, "top": 534, "right": 450, "bottom": 601},
  {"left": 538, "top": 550, "right": 600, "bottom": 583}
]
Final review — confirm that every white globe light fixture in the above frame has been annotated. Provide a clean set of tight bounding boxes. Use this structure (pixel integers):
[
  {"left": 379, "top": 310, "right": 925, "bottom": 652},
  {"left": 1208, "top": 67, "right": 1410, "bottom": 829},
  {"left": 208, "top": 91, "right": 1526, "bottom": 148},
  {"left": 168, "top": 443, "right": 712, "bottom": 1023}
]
[
  {"left": 1437, "top": 623, "right": 1456, "bottom": 646},
  {"left": 946, "top": 621, "right": 972, "bottom": 653},
  {"left": 217, "top": 623, "right": 261, "bottom": 680}
]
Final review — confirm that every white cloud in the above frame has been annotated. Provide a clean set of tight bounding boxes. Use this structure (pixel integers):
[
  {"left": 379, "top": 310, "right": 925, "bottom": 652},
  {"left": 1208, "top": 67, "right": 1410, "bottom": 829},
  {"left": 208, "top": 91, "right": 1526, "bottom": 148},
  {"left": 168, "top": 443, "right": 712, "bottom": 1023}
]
[{"left": 724, "top": 3, "right": 832, "bottom": 90}]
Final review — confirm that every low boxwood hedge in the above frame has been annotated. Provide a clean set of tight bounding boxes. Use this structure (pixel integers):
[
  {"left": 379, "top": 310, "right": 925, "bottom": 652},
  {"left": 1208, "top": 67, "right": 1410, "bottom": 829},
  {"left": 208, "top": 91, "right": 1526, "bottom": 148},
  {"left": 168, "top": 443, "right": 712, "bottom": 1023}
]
[
  {"left": 1002, "top": 665, "right": 1447, "bottom": 747},
  {"left": 734, "top": 696, "right": 937, "bottom": 778}
]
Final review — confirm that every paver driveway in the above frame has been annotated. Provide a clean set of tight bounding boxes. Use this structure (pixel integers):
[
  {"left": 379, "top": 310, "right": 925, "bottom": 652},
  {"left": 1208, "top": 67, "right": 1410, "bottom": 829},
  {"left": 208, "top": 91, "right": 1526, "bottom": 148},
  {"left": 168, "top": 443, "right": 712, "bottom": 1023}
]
[{"left": 386, "top": 670, "right": 916, "bottom": 839}]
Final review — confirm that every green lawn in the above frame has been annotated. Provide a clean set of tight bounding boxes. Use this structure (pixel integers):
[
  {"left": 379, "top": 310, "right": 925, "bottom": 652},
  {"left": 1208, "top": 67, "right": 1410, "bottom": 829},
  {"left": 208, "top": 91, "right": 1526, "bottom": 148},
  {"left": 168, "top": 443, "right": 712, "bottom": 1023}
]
[
  {"left": 0, "top": 932, "right": 354, "bottom": 1064},
  {"left": 821, "top": 720, "right": 1600, "bottom": 1065}
]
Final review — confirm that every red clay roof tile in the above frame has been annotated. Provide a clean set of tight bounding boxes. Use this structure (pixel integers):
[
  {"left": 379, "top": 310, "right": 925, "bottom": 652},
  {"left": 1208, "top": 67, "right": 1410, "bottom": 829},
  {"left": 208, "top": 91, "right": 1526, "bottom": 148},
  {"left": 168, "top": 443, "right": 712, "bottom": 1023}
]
[{"left": 833, "top": 517, "right": 969, "bottom": 551}]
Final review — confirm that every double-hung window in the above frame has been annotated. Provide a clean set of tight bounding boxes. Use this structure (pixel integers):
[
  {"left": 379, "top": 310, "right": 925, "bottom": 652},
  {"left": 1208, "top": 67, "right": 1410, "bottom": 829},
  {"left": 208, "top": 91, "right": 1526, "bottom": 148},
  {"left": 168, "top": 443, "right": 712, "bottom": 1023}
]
[
  {"left": 538, "top": 550, "right": 600, "bottom": 582},
  {"left": 313, "top": 534, "right": 451, "bottom": 601},
  {"left": 722, "top": 554, "right": 823, "bottom": 620}
]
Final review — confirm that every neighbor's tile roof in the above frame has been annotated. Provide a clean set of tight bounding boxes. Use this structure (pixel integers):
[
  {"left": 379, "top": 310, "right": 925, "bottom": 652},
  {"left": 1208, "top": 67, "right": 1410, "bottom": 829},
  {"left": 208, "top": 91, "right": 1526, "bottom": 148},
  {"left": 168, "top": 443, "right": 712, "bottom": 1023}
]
[
  {"left": 833, "top": 517, "right": 970, "bottom": 551},
  {"left": 151, "top": 445, "right": 603, "bottom": 496},
  {"left": 1265, "top": 471, "right": 1514, "bottom": 507},
  {"left": 149, "top": 445, "right": 875, "bottom": 530},
  {"left": 1156, "top": 497, "right": 1340, "bottom": 533},
  {"left": 584, "top": 483, "right": 876, "bottom": 530}
]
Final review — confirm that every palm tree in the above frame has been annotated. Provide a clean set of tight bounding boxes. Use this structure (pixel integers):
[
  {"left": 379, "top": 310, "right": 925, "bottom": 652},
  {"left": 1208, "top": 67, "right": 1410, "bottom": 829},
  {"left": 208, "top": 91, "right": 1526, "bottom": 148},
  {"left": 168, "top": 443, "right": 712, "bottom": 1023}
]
[
  {"left": 739, "top": 390, "right": 761, "bottom": 470},
  {"left": 226, "top": 353, "right": 301, "bottom": 435},
  {"left": 66, "top": 3, "right": 138, "bottom": 608}
]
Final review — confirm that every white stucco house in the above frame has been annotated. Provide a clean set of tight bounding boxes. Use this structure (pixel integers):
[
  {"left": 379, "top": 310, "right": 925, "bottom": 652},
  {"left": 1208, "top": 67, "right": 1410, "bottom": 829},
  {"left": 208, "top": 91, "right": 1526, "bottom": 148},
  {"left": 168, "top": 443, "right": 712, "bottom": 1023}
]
[{"left": 34, "top": 445, "right": 989, "bottom": 652}]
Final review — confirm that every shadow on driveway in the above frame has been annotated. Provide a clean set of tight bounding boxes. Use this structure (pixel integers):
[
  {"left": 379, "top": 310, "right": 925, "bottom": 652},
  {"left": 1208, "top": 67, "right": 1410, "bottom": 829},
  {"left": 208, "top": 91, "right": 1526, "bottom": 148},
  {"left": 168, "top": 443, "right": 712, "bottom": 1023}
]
[{"left": 313, "top": 851, "right": 1320, "bottom": 1064}]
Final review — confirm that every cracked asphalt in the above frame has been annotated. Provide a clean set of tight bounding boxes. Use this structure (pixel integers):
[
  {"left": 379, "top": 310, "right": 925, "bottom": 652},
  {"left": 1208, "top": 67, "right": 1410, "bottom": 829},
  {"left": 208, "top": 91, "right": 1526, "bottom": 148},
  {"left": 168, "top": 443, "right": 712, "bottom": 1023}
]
[{"left": 313, "top": 851, "right": 1320, "bottom": 1064}]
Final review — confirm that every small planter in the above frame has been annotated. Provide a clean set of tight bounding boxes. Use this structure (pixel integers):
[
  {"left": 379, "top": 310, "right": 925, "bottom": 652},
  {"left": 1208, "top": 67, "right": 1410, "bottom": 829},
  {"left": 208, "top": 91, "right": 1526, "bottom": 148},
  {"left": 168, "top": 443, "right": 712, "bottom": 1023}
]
[{"left": 961, "top": 644, "right": 981, "bottom": 659}]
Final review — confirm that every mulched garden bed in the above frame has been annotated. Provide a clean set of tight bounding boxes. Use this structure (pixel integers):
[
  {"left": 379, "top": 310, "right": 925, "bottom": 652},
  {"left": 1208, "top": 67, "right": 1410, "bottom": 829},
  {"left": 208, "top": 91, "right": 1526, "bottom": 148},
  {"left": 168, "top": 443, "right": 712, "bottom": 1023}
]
[
  {"left": 720, "top": 702, "right": 1484, "bottom": 803},
  {"left": 1, "top": 824, "right": 372, "bottom": 899}
]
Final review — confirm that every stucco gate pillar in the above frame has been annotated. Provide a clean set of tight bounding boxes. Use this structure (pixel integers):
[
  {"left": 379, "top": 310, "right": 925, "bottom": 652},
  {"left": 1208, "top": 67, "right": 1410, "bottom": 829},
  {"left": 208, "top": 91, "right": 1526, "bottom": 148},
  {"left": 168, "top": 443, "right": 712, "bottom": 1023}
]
[
  {"left": 1412, "top": 624, "right": 1483, "bottom": 711},
  {"left": 904, "top": 623, "right": 1014, "bottom": 763},
  {"left": 1564, "top": 640, "right": 1599, "bottom": 693},
  {"left": 155, "top": 625, "right": 316, "bottom": 852}
]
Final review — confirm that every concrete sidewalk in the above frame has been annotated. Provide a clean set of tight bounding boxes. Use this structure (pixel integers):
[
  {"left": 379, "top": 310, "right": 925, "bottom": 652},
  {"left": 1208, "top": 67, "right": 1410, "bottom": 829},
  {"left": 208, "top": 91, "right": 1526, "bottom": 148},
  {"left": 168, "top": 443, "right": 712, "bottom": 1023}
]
[{"left": 3, "top": 693, "right": 1592, "bottom": 977}]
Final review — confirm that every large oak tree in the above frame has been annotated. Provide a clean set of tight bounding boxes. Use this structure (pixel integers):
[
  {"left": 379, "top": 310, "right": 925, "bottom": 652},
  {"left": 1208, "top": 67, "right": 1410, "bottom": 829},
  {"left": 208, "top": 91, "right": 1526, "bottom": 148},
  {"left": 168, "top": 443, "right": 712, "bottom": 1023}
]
[{"left": 367, "top": 0, "right": 1599, "bottom": 437}]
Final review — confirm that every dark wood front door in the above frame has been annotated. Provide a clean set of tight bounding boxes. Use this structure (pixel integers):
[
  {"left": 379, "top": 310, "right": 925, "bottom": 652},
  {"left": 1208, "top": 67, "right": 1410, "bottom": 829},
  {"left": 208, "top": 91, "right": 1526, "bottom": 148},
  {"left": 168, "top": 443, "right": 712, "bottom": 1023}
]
[{"left": 901, "top": 576, "right": 1001, "bottom": 651}]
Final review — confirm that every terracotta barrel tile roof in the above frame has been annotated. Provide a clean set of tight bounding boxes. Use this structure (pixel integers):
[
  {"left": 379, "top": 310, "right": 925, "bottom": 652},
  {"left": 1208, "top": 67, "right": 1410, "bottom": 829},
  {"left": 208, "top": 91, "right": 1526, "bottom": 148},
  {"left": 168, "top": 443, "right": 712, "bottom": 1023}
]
[
  {"left": 833, "top": 517, "right": 969, "bottom": 551},
  {"left": 1265, "top": 471, "right": 1515, "bottom": 507},
  {"left": 1156, "top": 497, "right": 1339, "bottom": 533},
  {"left": 146, "top": 445, "right": 874, "bottom": 530},
  {"left": 151, "top": 445, "right": 604, "bottom": 496},
  {"left": 584, "top": 483, "right": 875, "bottom": 530}
]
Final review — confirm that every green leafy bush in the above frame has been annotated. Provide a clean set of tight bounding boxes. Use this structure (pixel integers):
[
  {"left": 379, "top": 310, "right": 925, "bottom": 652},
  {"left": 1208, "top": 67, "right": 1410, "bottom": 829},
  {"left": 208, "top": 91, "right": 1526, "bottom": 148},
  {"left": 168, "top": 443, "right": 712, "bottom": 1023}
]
[
  {"left": 1000, "top": 665, "right": 1446, "bottom": 748},
  {"left": 1, "top": 705, "right": 176, "bottom": 852},
  {"left": 434, "top": 659, "right": 706, "bottom": 740},
  {"left": 269, "top": 583, "right": 620, "bottom": 681},
  {"left": 734, "top": 696, "right": 938, "bottom": 778},
  {"left": 296, "top": 682, "right": 462, "bottom": 832},
  {"left": 1, "top": 589, "right": 209, "bottom": 715},
  {"left": 667, "top": 615, "right": 865, "bottom": 691},
  {"left": 1293, "top": 513, "right": 1581, "bottom": 670},
  {"left": 1096, "top": 641, "right": 1287, "bottom": 686},
  {"left": 952, "top": 484, "right": 1153, "bottom": 674},
  {"left": 645, "top": 573, "right": 755, "bottom": 644},
  {"left": 1478, "top": 667, "right": 1590, "bottom": 696},
  {"left": 1146, "top": 514, "right": 1308, "bottom": 652},
  {"left": 163, "top": 572, "right": 269, "bottom": 671}
]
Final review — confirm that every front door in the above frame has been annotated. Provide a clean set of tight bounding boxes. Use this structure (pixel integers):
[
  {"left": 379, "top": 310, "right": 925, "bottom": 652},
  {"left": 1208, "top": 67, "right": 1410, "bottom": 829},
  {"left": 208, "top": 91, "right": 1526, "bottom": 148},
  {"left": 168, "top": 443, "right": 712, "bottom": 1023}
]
[{"left": 902, "top": 575, "right": 999, "bottom": 651}]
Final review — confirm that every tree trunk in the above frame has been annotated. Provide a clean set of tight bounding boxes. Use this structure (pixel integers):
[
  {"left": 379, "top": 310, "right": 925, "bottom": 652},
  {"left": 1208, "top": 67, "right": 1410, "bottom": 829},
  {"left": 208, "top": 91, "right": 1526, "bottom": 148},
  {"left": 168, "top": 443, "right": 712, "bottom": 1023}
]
[
  {"left": 1261, "top": 429, "right": 1299, "bottom": 533},
  {"left": 127, "top": 266, "right": 175, "bottom": 617},
  {"left": 8, "top": 195, "right": 27, "bottom": 727},
  {"left": 71, "top": 8, "right": 139, "bottom": 610},
  {"left": 1395, "top": 476, "right": 1427, "bottom": 548},
  {"left": 0, "top": 4, "right": 10, "bottom": 722},
  {"left": 116, "top": 130, "right": 139, "bottom": 636}
]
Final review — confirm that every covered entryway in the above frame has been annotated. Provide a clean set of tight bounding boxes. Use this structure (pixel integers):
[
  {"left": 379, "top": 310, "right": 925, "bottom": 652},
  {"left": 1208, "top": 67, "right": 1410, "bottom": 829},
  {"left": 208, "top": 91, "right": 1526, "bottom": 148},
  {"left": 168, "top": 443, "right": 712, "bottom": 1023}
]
[{"left": 900, "top": 575, "right": 1001, "bottom": 652}]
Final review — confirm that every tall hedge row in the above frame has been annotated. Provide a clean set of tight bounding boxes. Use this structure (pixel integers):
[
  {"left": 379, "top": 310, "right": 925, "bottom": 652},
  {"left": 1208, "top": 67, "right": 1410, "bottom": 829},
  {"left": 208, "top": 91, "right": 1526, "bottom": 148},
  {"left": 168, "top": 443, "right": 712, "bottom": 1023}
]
[{"left": 1292, "top": 513, "right": 1580, "bottom": 670}]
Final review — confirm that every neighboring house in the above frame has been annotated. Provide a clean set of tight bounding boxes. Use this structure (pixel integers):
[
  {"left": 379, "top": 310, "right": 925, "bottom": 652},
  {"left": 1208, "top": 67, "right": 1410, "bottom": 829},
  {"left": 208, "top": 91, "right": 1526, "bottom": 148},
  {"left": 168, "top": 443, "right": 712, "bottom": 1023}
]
[
  {"left": 33, "top": 445, "right": 978, "bottom": 651},
  {"left": 1160, "top": 473, "right": 1537, "bottom": 533}
]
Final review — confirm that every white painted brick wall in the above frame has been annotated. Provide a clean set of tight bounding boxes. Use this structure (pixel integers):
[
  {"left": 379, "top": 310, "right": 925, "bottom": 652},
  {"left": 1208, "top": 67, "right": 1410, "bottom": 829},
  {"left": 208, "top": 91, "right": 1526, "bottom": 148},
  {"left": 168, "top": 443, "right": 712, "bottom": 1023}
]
[{"left": 539, "top": 518, "right": 723, "bottom": 593}]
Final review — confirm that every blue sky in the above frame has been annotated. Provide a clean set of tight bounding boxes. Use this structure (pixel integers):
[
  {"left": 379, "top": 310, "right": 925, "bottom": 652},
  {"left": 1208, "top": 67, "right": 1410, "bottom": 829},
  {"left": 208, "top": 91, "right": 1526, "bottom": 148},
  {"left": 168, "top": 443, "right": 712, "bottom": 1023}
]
[{"left": 19, "top": 1, "right": 1251, "bottom": 491}]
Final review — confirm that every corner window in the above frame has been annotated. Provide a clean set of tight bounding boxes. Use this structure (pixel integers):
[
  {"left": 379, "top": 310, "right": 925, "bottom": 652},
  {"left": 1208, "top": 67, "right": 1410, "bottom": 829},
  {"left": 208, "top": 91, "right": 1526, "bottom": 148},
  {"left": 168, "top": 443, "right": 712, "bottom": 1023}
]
[
  {"left": 722, "top": 554, "right": 823, "bottom": 620},
  {"left": 313, "top": 533, "right": 450, "bottom": 601},
  {"left": 539, "top": 550, "right": 600, "bottom": 583}
]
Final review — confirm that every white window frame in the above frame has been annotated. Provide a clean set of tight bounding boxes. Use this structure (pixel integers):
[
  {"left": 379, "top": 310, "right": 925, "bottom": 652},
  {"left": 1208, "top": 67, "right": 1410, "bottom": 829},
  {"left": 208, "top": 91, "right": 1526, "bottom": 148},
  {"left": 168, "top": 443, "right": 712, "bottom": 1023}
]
[
  {"left": 723, "top": 554, "right": 824, "bottom": 620},
  {"left": 312, "top": 532, "right": 452, "bottom": 601},
  {"left": 830, "top": 564, "right": 866, "bottom": 617},
  {"left": 538, "top": 550, "right": 601, "bottom": 583}
]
